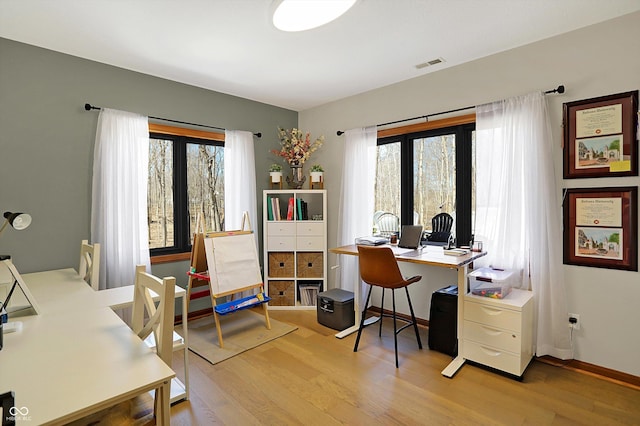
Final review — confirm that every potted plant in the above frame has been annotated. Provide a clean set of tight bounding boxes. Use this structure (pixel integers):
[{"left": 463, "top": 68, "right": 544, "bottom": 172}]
[
  {"left": 310, "top": 164, "right": 324, "bottom": 183},
  {"left": 269, "top": 163, "right": 283, "bottom": 183}
]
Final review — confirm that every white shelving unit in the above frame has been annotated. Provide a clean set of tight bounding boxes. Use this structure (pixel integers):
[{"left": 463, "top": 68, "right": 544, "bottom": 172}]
[{"left": 263, "top": 189, "right": 327, "bottom": 310}]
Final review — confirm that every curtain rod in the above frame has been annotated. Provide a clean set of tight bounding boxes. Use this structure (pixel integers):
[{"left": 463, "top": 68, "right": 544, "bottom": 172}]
[
  {"left": 336, "top": 84, "right": 565, "bottom": 136},
  {"left": 84, "top": 103, "right": 262, "bottom": 138}
]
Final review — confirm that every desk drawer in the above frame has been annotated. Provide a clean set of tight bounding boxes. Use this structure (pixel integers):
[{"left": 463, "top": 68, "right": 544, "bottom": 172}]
[
  {"left": 464, "top": 340, "right": 521, "bottom": 375},
  {"left": 464, "top": 300, "right": 521, "bottom": 332},
  {"left": 463, "top": 320, "right": 521, "bottom": 353}
]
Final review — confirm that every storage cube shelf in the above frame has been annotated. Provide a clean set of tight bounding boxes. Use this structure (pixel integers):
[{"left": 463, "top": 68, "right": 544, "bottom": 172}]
[{"left": 264, "top": 190, "right": 327, "bottom": 309}]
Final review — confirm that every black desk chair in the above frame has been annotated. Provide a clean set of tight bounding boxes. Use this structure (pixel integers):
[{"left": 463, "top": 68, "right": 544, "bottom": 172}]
[
  {"left": 353, "top": 245, "right": 423, "bottom": 368},
  {"left": 426, "top": 212, "right": 454, "bottom": 243}
]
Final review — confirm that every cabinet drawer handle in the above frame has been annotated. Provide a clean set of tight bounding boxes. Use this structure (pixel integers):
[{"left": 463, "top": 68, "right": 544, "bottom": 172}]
[
  {"left": 480, "top": 346, "right": 502, "bottom": 357},
  {"left": 481, "top": 306, "right": 503, "bottom": 316},
  {"left": 480, "top": 325, "right": 503, "bottom": 336}
]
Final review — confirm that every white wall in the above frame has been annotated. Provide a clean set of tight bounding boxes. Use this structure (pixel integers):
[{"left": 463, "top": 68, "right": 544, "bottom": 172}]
[{"left": 300, "top": 12, "right": 640, "bottom": 376}]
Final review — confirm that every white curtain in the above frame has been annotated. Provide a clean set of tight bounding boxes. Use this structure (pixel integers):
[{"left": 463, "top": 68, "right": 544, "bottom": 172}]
[
  {"left": 475, "top": 91, "right": 572, "bottom": 359},
  {"left": 337, "top": 126, "right": 377, "bottom": 309},
  {"left": 91, "top": 108, "right": 150, "bottom": 291},
  {"left": 224, "top": 130, "right": 257, "bottom": 232}
]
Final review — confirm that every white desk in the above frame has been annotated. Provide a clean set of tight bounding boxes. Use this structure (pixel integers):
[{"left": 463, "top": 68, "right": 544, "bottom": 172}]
[
  {"left": 0, "top": 269, "right": 175, "bottom": 425},
  {"left": 329, "top": 244, "right": 487, "bottom": 378}
]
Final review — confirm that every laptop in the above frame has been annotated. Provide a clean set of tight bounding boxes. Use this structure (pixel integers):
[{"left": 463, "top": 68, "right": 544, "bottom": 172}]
[{"left": 391, "top": 225, "right": 423, "bottom": 255}]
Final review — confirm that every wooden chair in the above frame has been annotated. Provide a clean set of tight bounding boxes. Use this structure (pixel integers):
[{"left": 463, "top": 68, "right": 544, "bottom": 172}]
[
  {"left": 79, "top": 239, "right": 100, "bottom": 290},
  {"left": 131, "top": 265, "right": 175, "bottom": 424},
  {"left": 353, "top": 245, "right": 423, "bottom": 368}
]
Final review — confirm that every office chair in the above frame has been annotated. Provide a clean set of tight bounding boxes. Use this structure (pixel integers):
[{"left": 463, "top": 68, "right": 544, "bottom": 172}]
[
  {"left": 426, "top": 212, "right": 454, "bottom": 243},
  {"left": 353, "top": 245, "right": 423, "bottom": 368}
]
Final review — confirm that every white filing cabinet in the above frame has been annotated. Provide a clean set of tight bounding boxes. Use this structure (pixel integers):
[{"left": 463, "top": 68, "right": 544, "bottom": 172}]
[{"left": 462, "top": 288, "right": 533, "bottom": 378}]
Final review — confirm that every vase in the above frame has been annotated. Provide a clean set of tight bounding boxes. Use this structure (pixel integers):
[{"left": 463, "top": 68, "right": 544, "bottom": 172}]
[{"left": 287, "top": 163, "right": 306, "bottom": 189}]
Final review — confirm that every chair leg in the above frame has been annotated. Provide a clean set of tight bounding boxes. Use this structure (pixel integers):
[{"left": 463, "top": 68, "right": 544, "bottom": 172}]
[
  {"left": 379, "top": 287, "right": 385, "bottom": 337},
  {"left": 405, "top": 286, "right": 423, "bottom": 349},
  {"left": 353, "top": 285, "right": 373, "bottom": 352},
  {"left": 392, "top": 289, "right": 399, "bottom": 368}
]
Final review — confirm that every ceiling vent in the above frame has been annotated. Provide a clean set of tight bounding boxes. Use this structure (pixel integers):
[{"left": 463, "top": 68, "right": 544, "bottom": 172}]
[{"left": 415, "top": 57, "right": 445, "bottom": 69}]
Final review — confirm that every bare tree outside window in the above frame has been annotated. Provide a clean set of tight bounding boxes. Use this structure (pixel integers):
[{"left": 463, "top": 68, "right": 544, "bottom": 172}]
[
  {"left": 375, "top": 142, "right": 401, "bottom": 220},
  {"left": 413, "top": 135, "right": 456, "bottom": 228},
  {"left": 187, "top": 143, "right": 224, "bottom": 239},
  {"left": 148, "top": 138, "right": 173, "bottom": 249},
  {"left": 148, "top": 135, "right": 224, "bottom": 251}
]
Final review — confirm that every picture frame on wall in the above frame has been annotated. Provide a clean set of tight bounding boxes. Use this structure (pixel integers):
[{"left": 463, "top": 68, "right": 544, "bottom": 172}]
[
  {"left": 563, "top": 187, "right": 637, "bottom": 271},
  {"left": 562, "top": 90, "right": 638, "bottom": 179}
]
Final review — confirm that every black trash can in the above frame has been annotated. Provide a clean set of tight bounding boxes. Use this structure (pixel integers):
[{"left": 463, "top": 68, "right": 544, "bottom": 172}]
[
  {"left": 317, "top": 289, "right": 355, "bottom": 331},
  {"left": 428, "top": 284, "right": 458, "bottom": 356}
]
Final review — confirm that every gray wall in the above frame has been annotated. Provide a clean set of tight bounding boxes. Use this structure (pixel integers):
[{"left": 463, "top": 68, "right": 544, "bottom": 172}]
[
  {"left": 300, "top": 11, "right": 640, "bottom": 376},
  {"left": 0, "top": 37, "right": 297, "bottom": 296}
]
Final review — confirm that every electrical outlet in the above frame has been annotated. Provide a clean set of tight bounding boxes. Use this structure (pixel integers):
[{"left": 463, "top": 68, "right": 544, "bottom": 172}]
[{"left": 568, "top": 313, "right": 580, "bottom": 330}]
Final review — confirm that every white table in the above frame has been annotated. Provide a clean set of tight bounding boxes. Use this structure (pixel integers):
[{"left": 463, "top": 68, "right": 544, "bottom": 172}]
[
  {"left": 329, "top": 244, "right": 487, "bottom": 378},
  {"left": 0, "top": 269, "right": 175, "bottom": 425}
]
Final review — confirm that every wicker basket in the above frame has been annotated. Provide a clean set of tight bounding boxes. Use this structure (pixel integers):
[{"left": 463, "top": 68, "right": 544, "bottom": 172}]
[
  {"left": 268, "top": 252, "right": 294, "bottom": 277},
  {"left": 268, "top": 280, "right": 295, "bottom": 306},
  {"left": 296, "top": 252, "right": 323, "bottom": 278}
]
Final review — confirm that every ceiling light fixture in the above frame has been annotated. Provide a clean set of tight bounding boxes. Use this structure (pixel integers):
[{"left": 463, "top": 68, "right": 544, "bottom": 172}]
[{"left": 272, "top": 0, "right": 357, "bottom": 32}]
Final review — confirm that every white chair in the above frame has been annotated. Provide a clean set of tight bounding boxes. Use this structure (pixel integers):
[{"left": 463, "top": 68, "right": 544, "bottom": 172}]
[
  {"left": 79, "top": 239, "right": 100, "bottom": 290},
  {"left": 131, "top": 264, "right": 175, "bottom": 424}
]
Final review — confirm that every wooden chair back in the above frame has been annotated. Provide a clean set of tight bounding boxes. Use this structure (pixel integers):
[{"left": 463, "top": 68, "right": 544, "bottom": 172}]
[
  {"left": 429, "top": 213, "right": 454, "bottom": 242},
  {"left": 131, "top": 265, "right": 176, "bottom": 367},
  {"left": 375, "top": 212, "right": 400, "bottom": 237},
  {"left": 79, "top": 239, "right": 100, "bottom": 291}
]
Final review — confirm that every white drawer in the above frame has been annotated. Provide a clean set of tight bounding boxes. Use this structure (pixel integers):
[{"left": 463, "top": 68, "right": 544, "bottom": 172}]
[
  {"left": 296, "top": 222, "right": 324, "bottom": 236},
  {"left": 267, "top": 221, "right": 296, "bottom": 236},
  {"left": 463, "top": 320, "right": 521, "bottom": 353},
  {"left": 296, "top": 236, "right": 324, "bottom": 250},
  {"left": 464, "top": 300, "right": 521, "bottom": 332},
  {"left": 463, "top": 340, "right": 523, "bottom": 376},
  {"left": 268, "top": 236, "right": 295, "bottom": 251}
]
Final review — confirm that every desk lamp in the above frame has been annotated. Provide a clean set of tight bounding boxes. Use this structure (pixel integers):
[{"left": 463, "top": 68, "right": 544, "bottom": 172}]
[{"left": 1, "top": 211, "right": 33, "bottom": 338}]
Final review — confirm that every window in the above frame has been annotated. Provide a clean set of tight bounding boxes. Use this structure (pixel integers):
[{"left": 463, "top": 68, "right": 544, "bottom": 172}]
[
  {"left": 148, "top": 124, "right": 225, "bottom": 256},
  {"left": 375, "top": 117, "right": 476, "bottom": 246}
]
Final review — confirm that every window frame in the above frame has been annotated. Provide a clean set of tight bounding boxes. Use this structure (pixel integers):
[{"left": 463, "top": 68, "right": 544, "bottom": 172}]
[
  {"left": 376, "top": 114, "right": 476, "bottom": 246},
  {"left": 148, "top": 124, "right": 224, "bottom": 263}
]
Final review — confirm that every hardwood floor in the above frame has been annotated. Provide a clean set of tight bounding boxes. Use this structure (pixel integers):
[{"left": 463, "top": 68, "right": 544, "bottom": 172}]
[{"left": 80, "top": 309, "right": 640, "bottom": 425}]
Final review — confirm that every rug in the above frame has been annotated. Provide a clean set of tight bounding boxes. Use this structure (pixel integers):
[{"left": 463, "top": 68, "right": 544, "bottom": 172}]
[{"left": 187, "top": 309, "right": 297, "bottom": 365}]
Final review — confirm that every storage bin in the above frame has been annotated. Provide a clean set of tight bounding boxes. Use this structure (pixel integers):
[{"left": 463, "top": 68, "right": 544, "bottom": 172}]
[
  {"left": 268, "top": 252, "right": 294, "bottom": 277},
  {"left": 317, "top": 288, "right": 354, "bottom": 331},
  {"left": 268, "top": 280, "right": 295, "bottom": 306},
  {"left": 296, "top": 252, "right": 323, "bottom": 278},
  {"left": 469, "top": 267, "right": 516, "bottom": 299}
]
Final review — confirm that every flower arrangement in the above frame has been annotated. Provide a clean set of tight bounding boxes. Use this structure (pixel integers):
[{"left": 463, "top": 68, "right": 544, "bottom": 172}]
[
  {"left": 269, "top": 163, "right": 283, "bottom": 172},
  {"left": 271, "top": 127, "right": 324, "bottom": 166}
]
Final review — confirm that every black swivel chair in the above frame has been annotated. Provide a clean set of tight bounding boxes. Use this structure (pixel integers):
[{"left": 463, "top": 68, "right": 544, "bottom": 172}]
[{"left": 426, "top": 212, "right": 454, "bottom": 244}]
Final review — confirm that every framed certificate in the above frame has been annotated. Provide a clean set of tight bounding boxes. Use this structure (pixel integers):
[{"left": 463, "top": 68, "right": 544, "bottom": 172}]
[
  {"left": 563, "top": 187, "right": 637, "bottom": 271},
  {"left": 563, "top": 91, "right": 638, "bottom": 179}
]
